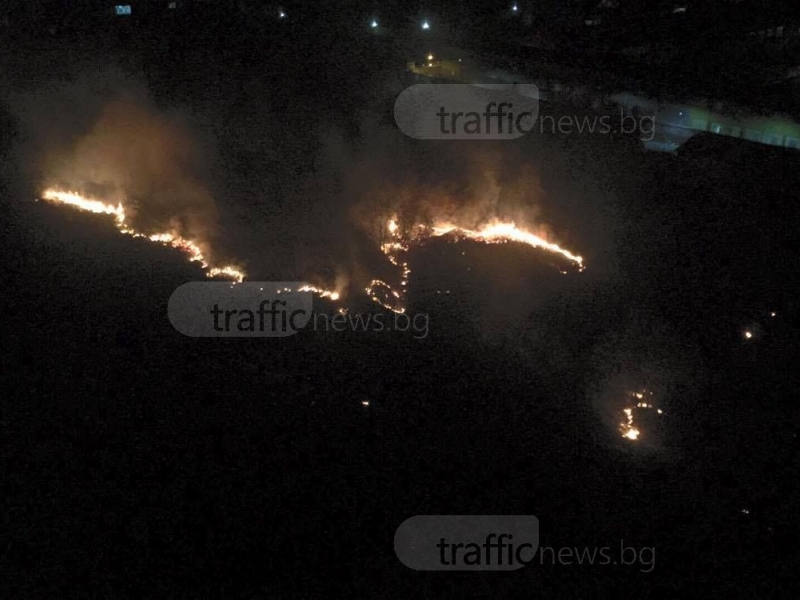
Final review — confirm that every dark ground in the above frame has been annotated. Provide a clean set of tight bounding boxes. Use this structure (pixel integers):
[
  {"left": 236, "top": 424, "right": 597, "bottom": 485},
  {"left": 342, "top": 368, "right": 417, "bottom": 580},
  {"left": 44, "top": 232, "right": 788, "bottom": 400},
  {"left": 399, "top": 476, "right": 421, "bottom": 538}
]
[{"left": 1, "top": 7, "right": 799, "bottom": 598}]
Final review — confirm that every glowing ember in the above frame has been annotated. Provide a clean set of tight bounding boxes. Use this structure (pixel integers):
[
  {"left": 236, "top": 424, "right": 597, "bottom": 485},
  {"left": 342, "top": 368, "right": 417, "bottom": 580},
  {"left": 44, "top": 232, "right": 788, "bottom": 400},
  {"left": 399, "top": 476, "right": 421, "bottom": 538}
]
[
  {"left": 366, "top": 279, "right": 405, "bottom": 314},
  {"left": 364, "top": 216, "right": 410, "bottom": 314},
  {"left": 619, "top": 390, "right": 664, "bottom": 442},
  {"left": 207, "top": 266, "right": 247, "bottom": 281},
  {"left": 42, "top": 188, "right": 245, "bottom": 282},
  {"left": 620, "top": 408, "right": 641, "bottom": 440}
]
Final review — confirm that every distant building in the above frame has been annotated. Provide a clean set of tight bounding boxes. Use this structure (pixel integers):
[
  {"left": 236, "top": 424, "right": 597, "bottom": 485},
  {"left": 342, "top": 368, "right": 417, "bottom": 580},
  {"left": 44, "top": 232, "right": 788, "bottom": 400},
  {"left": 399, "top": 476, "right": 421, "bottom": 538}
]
[{"left": 407, "top": 56, "right": 462, "bottom": 81}]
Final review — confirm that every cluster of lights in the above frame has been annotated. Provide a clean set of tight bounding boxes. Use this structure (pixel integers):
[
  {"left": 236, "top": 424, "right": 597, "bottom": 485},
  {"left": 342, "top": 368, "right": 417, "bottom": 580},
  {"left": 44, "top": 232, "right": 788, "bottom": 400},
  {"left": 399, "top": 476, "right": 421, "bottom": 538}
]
[
  {"left": 742, "top": 311, "right": 778, "bottom": 341},
  {"left": 365, "top": 15, "right": 430, "bottom": 31}
]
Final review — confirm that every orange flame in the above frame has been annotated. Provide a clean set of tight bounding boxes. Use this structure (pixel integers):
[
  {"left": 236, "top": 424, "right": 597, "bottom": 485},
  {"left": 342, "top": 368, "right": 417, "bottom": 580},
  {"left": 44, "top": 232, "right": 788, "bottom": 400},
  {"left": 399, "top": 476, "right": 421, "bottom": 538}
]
[
  {"left": 41, "top": 192, "right": 586, "bottom": 313},
  {"left": 366, "top": 215, "right": 587, "bottom": 314},
  {"left": 619, "top": 390, "right": 664, "bottom": 441},
  {"left": 429, "top": 221, "right": 584, "bottom": 270},
  {"left": 41, "top": 188, "right": 245, "bottom": 282},
  {"left": 40, "top": 188, "right": 349, "bottom": 301}
]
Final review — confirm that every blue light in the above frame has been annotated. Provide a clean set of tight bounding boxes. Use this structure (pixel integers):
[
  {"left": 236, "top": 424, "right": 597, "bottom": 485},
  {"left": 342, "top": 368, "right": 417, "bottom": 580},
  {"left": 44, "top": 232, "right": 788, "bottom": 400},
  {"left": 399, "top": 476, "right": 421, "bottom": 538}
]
[
  {"left": 421, "top": 20, "right": 430, "bottom": 30},
  {"left": 371, "top": 19, "right": 378, "bottom": 28},
  {"left": 115, "top": 5, "right": 132, "bottom": 15}
]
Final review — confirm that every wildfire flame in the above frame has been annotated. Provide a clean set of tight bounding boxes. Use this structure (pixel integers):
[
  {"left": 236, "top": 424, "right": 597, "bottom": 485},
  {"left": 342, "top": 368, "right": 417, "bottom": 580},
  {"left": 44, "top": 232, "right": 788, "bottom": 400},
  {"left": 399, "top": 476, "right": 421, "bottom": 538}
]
[
  {"left": 40, "top": 191, "right": 586, "bottom": 313},
  {"left": 364, "top": 217, "right": 411, "bottom": 313},
  {"left": 39, "top": 188, "right": 351, "bottom": 301},
  {"left": 365, "top": 215, "right": 586, "bottom": 314},
  {"left": 428, "top": 221, "right": 584, "bottom": 270},
  {"left": 41, "top": 189, "right": 127, "bottom": 224},
  {"left": 297, "top": 285, "right": 340, "bottom": 301},
  {"left": 41, "top": 188, "right": 245, "bottom": 281}
]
